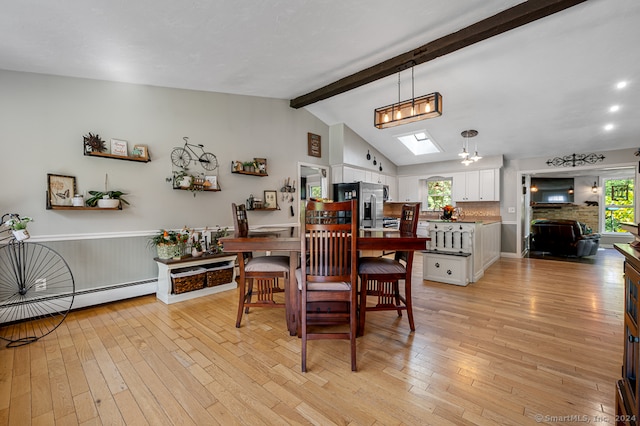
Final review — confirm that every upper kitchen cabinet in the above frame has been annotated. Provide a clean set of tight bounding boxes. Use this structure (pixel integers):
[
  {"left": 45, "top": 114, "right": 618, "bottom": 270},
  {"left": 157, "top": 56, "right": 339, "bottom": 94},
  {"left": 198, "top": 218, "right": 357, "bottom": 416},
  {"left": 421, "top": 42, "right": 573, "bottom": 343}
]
[
  {"left": 343, "top": 166, "right": 367, "bottom": 183},
  {"left": 452, "top": 169, "right": 500, "bottom": 202},
  {"left": 479, "top": 169, "right": 499, "bottom": 201},
  {"left": 398, "top": 176, "right": 420, "bottom": 202},
  {"left": 333, "top": 165, "right": 388, "bottom": 185}
]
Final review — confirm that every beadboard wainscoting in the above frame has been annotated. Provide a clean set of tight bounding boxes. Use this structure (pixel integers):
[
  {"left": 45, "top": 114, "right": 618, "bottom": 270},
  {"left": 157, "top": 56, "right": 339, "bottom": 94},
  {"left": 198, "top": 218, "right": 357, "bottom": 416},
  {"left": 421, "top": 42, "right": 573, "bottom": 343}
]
[{"left": 33, "top": 233, "right": 159, "bottom": 309}]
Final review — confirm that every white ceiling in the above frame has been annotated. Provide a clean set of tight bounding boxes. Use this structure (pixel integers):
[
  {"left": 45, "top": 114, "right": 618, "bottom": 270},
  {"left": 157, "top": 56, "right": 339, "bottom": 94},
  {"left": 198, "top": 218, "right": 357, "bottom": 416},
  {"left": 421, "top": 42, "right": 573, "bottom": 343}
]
[{"left": 2, "top": 0, "right": 639, "bottom": 167}]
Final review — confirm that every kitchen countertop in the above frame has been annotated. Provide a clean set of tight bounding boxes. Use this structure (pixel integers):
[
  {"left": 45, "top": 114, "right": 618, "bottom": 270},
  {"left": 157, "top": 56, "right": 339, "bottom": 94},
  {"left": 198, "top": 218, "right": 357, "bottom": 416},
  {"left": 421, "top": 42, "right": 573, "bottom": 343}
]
[{"left": 425, "top": 218, "right": 502, "bottom": 225}]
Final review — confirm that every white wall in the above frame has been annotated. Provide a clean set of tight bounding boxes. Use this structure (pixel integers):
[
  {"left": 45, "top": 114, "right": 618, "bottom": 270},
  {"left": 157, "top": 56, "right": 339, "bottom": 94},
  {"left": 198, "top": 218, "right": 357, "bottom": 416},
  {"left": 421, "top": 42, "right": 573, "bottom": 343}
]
[
  {"left": 332, "top": 123, "right": 398, "bottom": 176},
  {"left": 0, "top": 70, "right": 330, "bottom": 237}
]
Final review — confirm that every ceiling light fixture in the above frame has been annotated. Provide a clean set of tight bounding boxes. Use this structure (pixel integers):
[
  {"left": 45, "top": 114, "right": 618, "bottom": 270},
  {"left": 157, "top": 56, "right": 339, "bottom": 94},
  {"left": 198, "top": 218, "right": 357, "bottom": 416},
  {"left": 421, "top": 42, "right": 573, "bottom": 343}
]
[
  {"left": 531, "top": 183, "right": 538, "bottom": 193},
  {"left": 374, "top": 65, "right": 442, "bottom": 129},
  {"left": 460, "top": 130, "right": 480, "bottom": 166},
  {"left": 592, "top": 181, "right": 598, "bottom": 193},
  {"left": 568, "top": 186, "right": 574, "bottom": 194}
]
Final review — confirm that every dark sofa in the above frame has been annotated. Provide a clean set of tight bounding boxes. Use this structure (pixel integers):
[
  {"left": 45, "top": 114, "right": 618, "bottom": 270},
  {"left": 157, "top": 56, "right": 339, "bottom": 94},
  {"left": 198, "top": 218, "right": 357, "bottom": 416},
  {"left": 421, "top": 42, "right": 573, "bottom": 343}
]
[{"left": 530, "top": 219, "right": 600, "bottom": 257}]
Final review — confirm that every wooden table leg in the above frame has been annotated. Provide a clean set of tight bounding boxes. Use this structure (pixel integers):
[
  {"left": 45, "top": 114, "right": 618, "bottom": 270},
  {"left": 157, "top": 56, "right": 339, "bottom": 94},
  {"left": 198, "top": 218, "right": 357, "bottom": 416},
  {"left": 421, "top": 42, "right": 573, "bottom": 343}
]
[{"left": 286, "top": 251, "right": 298, "bottom": 336}]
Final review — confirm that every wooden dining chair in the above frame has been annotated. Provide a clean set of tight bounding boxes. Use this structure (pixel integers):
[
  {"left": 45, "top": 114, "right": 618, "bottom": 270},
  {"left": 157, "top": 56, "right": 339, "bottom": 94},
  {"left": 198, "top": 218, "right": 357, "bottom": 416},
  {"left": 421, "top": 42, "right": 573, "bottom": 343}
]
[
  {"left": 297, "top": 199, "right": 358, "bottom": 372},
  {"left": 232, "top": 203, "right": 290, "bottom": 328},
  {"left": 358, "top": 202, "right": 421, "bottom": 335}
]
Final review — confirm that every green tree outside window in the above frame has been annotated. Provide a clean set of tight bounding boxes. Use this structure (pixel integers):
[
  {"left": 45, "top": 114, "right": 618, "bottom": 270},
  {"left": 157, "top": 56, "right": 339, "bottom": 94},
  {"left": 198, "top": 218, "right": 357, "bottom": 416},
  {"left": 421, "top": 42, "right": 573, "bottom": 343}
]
[
  {"left": 427, "top": 180, "right": 452, "bottom": 210},
  {"left": 604, "top": 178, "right": 634, "bottom": 232}
]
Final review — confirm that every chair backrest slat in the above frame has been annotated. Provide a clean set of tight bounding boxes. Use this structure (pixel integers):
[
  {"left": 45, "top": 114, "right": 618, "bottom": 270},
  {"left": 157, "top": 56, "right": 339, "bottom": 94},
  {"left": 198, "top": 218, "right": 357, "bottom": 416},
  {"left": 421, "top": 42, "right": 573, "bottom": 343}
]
[
  {"left": 396, "top": 203, "right": 421, "bottom": 263},
  {"left": 232, "top": 203, "right": 250, "bottom": 238},
  {"left": 303, "top": 200, "right": 357, "bottom": 284}
]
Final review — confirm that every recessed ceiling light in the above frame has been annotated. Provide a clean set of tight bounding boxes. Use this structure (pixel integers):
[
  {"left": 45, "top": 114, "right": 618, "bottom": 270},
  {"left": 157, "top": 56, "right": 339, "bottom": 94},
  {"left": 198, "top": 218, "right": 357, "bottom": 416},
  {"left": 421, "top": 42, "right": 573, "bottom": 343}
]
[
  {"left": 609, "top": 105, "right": 620, "bottom": 113},
  {"left": 616, "top": 81, "right": 628, "bottom": 89},
  {"left": 604, "top": 123, "right": 615, "bottom": 131},
  {"left": 396, "top": 130, "right": 441, "bottom": 155}
]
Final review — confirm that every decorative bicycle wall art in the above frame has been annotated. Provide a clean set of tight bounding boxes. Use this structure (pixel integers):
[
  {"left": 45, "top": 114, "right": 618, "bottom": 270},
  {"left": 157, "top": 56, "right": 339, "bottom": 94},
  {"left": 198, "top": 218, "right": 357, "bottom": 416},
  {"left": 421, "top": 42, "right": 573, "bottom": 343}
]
[{"left": 168, "top": 137, "right": 220, "bottom": 194}]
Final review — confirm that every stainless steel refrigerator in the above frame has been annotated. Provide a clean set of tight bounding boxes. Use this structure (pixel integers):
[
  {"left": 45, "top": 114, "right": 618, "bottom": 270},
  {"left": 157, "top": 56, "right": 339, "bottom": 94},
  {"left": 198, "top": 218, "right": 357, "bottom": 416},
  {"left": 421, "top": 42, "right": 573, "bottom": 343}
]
[{"left": 333, "top": 182, "right": 384, "bottom": 228}]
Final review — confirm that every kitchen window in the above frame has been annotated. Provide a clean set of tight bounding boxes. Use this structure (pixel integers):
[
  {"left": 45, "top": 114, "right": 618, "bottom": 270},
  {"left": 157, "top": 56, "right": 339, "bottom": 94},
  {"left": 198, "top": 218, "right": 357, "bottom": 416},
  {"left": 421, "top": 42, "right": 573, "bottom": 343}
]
[{"left": 425, "top": 178, "right": 452, "bottom": 210}]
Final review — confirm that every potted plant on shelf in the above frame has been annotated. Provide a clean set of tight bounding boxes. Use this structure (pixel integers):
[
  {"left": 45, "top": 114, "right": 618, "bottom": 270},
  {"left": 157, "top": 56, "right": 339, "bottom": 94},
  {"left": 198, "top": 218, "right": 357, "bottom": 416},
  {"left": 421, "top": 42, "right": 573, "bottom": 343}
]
[
  {"left": 3, "top": 215, "right": 33, "bottom": 241},
  {"left": 86, "top": 190, "right": 129, "bottom": 208},
  {"left": 208, "top": 226, "right": 228, "bottom": 254},
  {"left": 191, "top": 240, "right": 203, "bottom": 257},
  {"left": 86, "top": 173, "right": 129, "bottom": 208},
  {"left": 167, "top": 168, "right": 204, "bottom": 196},
  {"left": 242, "top": 161, "right": 255, "bottom": 172},
  {"left": 148, "top": 228, "right": 190, "bottom": 259}
]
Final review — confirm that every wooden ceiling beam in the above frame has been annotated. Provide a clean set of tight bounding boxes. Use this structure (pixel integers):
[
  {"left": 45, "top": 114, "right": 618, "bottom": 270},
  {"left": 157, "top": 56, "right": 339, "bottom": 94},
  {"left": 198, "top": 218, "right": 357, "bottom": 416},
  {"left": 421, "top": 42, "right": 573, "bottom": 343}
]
[{"left": 289, "top": 0, "right": 588, "bottom": 109}]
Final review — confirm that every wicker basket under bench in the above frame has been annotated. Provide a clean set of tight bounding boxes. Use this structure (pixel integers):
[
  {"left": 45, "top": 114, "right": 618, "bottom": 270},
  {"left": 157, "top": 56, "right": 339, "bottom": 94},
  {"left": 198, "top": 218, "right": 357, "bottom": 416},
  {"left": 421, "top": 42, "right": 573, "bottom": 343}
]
[{"left": 154, "top": 253, "right": 237, "bottom": 304}]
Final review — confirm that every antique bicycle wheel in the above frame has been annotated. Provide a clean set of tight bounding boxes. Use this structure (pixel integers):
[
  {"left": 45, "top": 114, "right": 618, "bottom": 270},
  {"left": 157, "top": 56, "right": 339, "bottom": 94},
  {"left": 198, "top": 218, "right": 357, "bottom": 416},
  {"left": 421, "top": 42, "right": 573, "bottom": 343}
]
[
  {"left": 198, "top": 152, "right": 218, "bottom": 171},
  {"left": 0, "top": 241, "right": 75, "bottom": 347},
  {"left": 171, "top": 147, "right": 192, "bottom": 168}
]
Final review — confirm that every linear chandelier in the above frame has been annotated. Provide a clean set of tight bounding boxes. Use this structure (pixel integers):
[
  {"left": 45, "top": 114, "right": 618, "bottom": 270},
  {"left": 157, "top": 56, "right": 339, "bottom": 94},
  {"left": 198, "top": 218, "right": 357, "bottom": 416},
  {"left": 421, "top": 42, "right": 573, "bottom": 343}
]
[{"left": 374, "top": 67, "right": 442, "bottom": 129}]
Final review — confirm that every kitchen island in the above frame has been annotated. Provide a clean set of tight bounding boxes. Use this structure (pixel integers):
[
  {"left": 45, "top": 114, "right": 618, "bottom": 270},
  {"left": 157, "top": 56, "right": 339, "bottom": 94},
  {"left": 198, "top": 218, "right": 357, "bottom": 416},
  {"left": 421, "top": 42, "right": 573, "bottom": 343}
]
[{"left": 422, "top": 219, "right": 501, "bottom": 285}]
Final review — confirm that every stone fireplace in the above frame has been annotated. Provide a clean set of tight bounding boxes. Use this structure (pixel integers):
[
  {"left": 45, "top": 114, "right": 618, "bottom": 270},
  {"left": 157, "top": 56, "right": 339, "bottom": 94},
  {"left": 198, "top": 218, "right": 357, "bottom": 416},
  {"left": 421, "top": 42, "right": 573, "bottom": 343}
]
[{"left": 531, "top": 204, "right": 599, "bottom": 233}]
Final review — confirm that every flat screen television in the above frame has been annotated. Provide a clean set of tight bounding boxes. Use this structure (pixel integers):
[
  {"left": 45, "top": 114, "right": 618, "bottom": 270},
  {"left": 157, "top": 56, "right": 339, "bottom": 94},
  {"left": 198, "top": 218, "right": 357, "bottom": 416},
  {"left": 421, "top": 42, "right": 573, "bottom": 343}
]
[{"left": 531, "top": 177, "right": 574, "bottom": 203}]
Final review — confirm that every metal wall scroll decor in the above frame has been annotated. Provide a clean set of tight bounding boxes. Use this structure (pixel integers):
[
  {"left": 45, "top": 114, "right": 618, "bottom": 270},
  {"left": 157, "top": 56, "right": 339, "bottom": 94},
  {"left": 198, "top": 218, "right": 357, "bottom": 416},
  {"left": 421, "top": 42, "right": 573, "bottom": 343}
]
[{"left": 546, "top": 152, "right": 605, "bottom": 167}]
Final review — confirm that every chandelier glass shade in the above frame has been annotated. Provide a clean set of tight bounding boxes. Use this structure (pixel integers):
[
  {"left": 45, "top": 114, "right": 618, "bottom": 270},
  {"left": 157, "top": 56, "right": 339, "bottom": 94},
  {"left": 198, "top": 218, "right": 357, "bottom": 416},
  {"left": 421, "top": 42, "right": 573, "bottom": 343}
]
[
  {"left": 459, "top": 129, "right": 480, "bottom": 165},
  {"left": 374, "top": 66, "right": 442, "bottom": 129}
]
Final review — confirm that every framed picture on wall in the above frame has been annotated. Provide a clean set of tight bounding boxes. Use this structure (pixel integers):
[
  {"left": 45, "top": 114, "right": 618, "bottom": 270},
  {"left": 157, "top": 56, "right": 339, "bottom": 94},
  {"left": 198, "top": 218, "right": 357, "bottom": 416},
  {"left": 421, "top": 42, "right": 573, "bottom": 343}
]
[
  {"left": 47, "top": 174, "right": 76, "bottom": 206},
  {"left": 264, "top": 190, "right": 278, "bottom": 209},
  {"left": 132, "top": 144, "right": 148, "bottom": 160},
  {"left": 205, "top": 175, "right": 218, "bottom": 190},
  {"left": 110, "top": 139, "right": 128, "bottom": 156},
  {"left": 254, "top": 158, "right": 267, "bottom": 174},
  {"left": 307, "top": 133, "right": 321, "bottom": 158}
]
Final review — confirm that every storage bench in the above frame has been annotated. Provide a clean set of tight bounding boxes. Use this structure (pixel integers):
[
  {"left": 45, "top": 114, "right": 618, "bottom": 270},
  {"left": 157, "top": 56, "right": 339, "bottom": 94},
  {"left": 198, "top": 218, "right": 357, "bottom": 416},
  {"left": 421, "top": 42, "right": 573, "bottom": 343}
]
[{"left": 154, "top": 253, "right": 237, "bottom": 304}]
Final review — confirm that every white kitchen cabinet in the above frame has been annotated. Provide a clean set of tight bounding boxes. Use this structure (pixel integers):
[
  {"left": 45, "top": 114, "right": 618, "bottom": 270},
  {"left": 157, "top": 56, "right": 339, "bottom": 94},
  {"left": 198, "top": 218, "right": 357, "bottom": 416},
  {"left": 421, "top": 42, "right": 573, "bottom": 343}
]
[
  {"left": 452, "top": 171, "right": 479, "bottom": 201},
  {"left": 398, "top": 176, "right": 420, "bottom": 202},
  {"left": 452, "top": 169, "right": 500, "bottom": 202},
  {"left": 343, "top": 166, "right": 366, "bottom": 183},
  {"left": 479, "top": 169, "right": 499, "bottom": 201},
  {"left": 424, "top": 253, "right": 472, "bottom": 286},
  {"left": 366, "top": 171, "right": 382, "bottom": 184},
  {"left": 423, "top": 220, "right": 501, "bottom": 285}
]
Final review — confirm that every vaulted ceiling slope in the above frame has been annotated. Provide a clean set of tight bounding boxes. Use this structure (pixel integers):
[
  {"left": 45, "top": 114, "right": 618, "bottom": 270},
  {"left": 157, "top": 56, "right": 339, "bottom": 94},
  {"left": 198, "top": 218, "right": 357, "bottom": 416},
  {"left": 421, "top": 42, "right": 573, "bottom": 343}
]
[{"left": 1, "top": 0, "right": 638, "bottom": 166}]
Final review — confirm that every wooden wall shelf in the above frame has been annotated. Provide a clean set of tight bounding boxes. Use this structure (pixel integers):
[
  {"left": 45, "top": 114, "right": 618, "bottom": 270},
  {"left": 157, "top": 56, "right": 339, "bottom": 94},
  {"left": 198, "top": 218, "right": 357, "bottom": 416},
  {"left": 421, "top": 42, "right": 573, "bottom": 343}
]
[
  {"left": 47, "top": 205, "right": 122, "bottom": 211},
  {"left": 172, "top": 187, "right": 221, "bottom": 192},
  {"left": 250, "top": 208, "right": 279, "bottom": 211},
  {"left": 232, "top": 170, "right": 268, "bottom": 177},
  {"left": 84, "top": 151, "right": 151, "bottom": 163}
]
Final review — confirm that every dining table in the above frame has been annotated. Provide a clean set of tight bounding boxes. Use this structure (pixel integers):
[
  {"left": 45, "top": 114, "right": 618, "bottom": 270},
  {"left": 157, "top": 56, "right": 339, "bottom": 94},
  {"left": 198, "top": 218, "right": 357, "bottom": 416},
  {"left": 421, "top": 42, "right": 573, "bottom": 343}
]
[{"left": 220, "top": 226, "right": 430, "bottom": 336}]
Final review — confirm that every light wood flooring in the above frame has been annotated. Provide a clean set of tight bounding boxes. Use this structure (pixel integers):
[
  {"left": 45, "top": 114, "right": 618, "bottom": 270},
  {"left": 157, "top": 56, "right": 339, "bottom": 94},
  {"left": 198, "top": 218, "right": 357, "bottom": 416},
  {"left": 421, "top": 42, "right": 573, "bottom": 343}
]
[{"left": 0, "top": 249, "right": 626, "bottom": 425}]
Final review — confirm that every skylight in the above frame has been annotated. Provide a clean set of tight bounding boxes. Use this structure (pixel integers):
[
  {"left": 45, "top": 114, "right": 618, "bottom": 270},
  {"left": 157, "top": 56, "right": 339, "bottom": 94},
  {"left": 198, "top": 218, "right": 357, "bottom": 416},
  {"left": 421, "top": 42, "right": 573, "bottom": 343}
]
[{"left": 396, "top": 131, "right": 441, "bottom": 156}]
